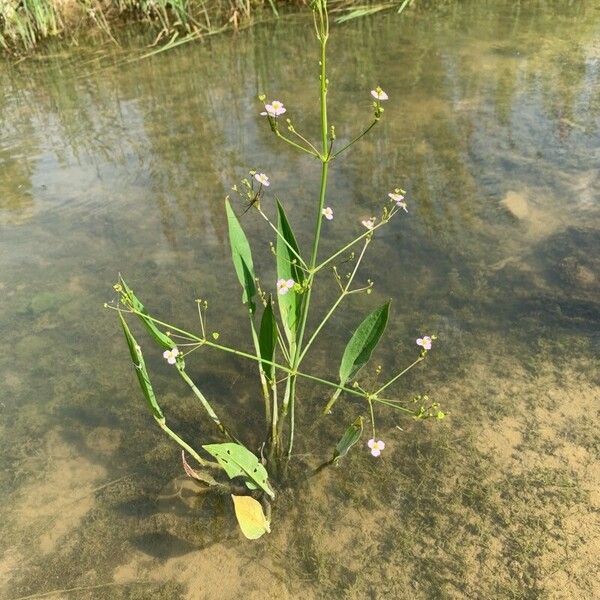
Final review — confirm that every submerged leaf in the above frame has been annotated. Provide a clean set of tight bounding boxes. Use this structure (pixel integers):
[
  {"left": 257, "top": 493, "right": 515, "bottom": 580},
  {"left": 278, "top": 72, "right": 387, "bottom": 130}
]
[
  {"left": 339, "top": 301, "right": 390, "bottom": 386},
  {"left": 119, "top": 277, "right": 175, "bottom": 350},
  {"left": 181, "top": 451, "right": 219, "bottom": 487},
  {"left": 231, "top": 495, "right": 271, "bottom": 540},
  {"left": 119, "top": 312, "right": 164, "bottom": 421},
  {"left": 225, "top": 199, "right": 257, "bottom": 313},
  {"left": 276, "top": 199, "right": 304, "bottom": 344},
  {"left": 333, "top": 416, "right": 364, "bottom": 463},
  {"left": 202, "top": 443, "right": 275, "bottom": 499}
]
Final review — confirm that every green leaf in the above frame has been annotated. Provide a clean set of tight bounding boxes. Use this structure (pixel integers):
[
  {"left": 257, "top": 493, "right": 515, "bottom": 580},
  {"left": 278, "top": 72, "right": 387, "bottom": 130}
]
[
  {"left": 231, "top": 495, "right": 271, "bottom": 540},
  {"left": 225, "top": 199, "right": 257, "bottom": 313},
  {"left": 333, "top": 416, "right": 364, "bottom": 463},
  {"left": 202, "top": 442, "right": 275, "bottom": 499},
  {"left": 119, "top": 277, "right": 175, "bottom": 350},
  {"left": 258, "top": 296, "right": 276, "bottom": 378},
  {"left": 339, "top": 301, "right": 390, "bottom": 386},
  {"left": 119, "top": 312, "right": 164, "bottom": 421},
  {"left": 276, "top": 199, "right": 304, "bottom": 344}
]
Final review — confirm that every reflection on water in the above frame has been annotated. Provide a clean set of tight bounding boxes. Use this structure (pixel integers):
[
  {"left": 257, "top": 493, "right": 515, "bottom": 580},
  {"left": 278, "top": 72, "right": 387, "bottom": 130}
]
[{"left": 0, "top": 2, "right": 599, "bottom": 598}]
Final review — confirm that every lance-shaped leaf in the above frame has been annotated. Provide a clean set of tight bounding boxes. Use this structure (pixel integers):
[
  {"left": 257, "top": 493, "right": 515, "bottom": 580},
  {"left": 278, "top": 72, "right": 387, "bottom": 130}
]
[
  {"left": 276, "top": 199, "right": 304, "bottom": 343},
  {"left": 119, "top": 276, "right": 175, "bottom": 350},
  {"left": 231, "top": 495, "right": 271, "bottom": 540},
  {"left": 258, "top": 296, "right": 276, "bottom": 378},
  {"left": 339, "top": 301, "right": 390, "bottom": 386},
  {"left": 225, "top": 199, "right": 257, "bottom": 313},
  {"left": 333, "top": 416, "right": 364, "bottom": 464},
  {"left": 119, "top": 312, "right": 164, "bottom": 421},
  {"left": 202, "top": 442, "right": 275, "bottom": 499}
]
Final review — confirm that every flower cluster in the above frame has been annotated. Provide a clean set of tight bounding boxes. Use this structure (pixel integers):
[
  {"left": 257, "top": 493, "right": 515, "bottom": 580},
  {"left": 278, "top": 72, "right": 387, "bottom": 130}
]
[{"left": 389, "top": 189, "right": 407, "bottom": 212}]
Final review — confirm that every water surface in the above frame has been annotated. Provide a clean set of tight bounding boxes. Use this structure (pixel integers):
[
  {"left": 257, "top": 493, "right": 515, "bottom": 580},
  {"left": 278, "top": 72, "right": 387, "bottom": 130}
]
[{"left": 0, "top": 2, "right": 599, "bottom": 598}]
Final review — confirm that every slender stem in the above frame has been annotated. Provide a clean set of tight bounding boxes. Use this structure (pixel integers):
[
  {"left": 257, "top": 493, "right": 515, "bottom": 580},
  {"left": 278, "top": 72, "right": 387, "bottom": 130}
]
[
  {"left": 275, "top": 129, "right": 320, "bottom": 158},
  {"left": 258, "top": 205, "right": 309, "bottom": 269},
  {"left": 281, "top": 8, "right": 330, "bottom": 460},
  {"left": 288, "top": 127, "right": 322, "bottom": 157},
  {"left": 374, "top": 356, "right": 425, "bottom": 395},
  {"left": 177, "top": 367, "right": 236, "bottom": 441},
  {"left": 330, "top": 119, "right": 378, "bottom": 160},
  {"left": 297, "top": 238, "right": 370, "bottom": 364},
  {"left": 368, "top": 398, "right": 376, "bottom": 439},
  {"left": 248, "top": 312, "right": 272, "bottom": 425},
  {"left": 315, "top": 207, "right": 398, "bottom": 273},
  {"left": 155, "top": 417, "right": 221, "bottom": 470}
]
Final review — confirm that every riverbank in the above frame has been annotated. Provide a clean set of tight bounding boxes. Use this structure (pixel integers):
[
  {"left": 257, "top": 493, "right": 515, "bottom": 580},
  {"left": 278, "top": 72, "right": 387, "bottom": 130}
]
[{"left": 0, "top": 0, "right": 413, "bottom": 55}]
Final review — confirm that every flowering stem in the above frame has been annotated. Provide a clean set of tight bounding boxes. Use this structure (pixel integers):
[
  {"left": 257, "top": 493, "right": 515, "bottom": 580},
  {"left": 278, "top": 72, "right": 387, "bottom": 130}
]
[
  {"left": 368, "top": 398, "right": 376, "bottom": 439},
  {"left": 281, "top": 3, "right": 330, "bottom": 461},
  {"left": 274, "top": 129, "right": 320, "bottom": 158},
  {"left": 257, "top": 205, "right": 309, "bottom": 270},
  {"left": 330, "top": 119, "right": 378, "bottom": 160},
  {"left": 374, "top": 356, "right": 425, "bottom": 395},
  {"left": 297, "top": 238, "right": 370, "bottom": 365},
  {"left": 314, "top": 206, "right": 398, "bottom": 273}
]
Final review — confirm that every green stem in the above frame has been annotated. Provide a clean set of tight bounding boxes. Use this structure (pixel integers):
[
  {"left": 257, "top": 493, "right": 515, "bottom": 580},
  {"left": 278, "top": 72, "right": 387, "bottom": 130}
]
[
  {"left": 177, "top": 367, "right": 236, "bottom": 441},
  {"left": 314, "top": 206, "right": 398, "bottom": 273},
  {"left": 330, "top": 119, "right": 378, "bottom": 160},
  {"left": 154, "top": 417, "right": 221, "bottom": 470},
  {"left": 275, "top": 129, "right": 320, "bottom": 158},
  {"left": 374, "top": 356, "right": 425, "bottom": 395},
  {"left": 298, "top": 238, "right": 370, "bottom": 365}
]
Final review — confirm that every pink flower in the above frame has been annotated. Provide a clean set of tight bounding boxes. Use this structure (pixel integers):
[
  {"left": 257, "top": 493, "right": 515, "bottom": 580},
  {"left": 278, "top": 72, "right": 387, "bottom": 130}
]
[
  {"left": 368, "top": 438, "right": 385, "bottom": 457},
  {"left": 322, "top": 206, "right": 334, "bottom": 220},
  {"left": 163, "top": 347, "right": 179, "bottom": 365},
  {"left": 361, "top": 218, "right": 376, "bottom": 230},
  {"left": 371, "top": 88, "right": 389, "bottom": 101},
  {"left": 254, "top": 173, "right": 270, "bottom": 187},
  {"left": 416, "top": 336, "right": 432, "bottom": 350},
  {"left": 277, "top": 278, "right": 295, "bottom": 295},
  {"left": 263, "top": 100, "right": 286, "bottom": 117}
]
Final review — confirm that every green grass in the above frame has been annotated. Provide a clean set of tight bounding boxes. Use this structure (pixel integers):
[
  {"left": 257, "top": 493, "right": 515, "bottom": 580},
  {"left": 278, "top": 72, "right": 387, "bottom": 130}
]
[{"left": 0, "top": 0, "right": 414, "bottom": 55}]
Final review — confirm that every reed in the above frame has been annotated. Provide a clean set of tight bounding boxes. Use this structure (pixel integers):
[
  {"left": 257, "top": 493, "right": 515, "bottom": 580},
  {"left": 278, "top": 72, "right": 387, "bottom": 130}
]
[{"left": 0, "top": 0, "right": 414, "bottom": 55}]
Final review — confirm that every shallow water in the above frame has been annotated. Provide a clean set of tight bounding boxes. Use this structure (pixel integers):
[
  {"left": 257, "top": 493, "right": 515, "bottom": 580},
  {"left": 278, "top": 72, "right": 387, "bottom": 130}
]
[{"left": 1, "top": 2, "right": 599, "bottom": 599}]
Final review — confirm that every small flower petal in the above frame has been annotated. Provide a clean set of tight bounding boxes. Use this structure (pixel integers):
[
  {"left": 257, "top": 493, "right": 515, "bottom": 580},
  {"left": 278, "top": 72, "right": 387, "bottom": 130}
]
[
  {"left": 371, "top": 448, "right": 381, "bottom": 457},
  {"left": 371, "top": 88, "right": 389, "bottom": 101},
  {"left": 368, "top": 438, "right": 376, "bottom": 449}
]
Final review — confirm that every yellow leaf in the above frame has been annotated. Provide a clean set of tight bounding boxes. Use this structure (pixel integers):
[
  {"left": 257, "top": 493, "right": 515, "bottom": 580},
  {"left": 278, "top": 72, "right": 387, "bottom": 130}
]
[{"left": 231, "top": 494, "right": 271, "bottom": 540}]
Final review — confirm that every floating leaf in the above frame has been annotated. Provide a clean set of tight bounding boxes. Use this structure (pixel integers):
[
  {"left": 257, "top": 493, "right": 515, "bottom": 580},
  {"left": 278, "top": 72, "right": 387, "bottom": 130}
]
[
  {"left": 276, "top": 199, "right": 304, "bottom": 344},
  {"left": 258, "top": 296, "right": 276, "bottom": 378},
  {"left": 231, "top": 495, "right": 271, "bottom": 540},
  {"left": 202, "top": 443, "right": 275, "bottom": 499},
  {"left": 119, "top": 312, "right": 164, "bottom": 421},
  {"left": 333, "top": 416, "right": 364, "bottom": 463},
  {"left": 339, "top": 301, "right": 390, "bottom": 386},
  {"left": 119, "top": 277, "right": 175, "bottom": 350},
  {"left": 225, "top": 199, "right": 257, "bottom": 313}
]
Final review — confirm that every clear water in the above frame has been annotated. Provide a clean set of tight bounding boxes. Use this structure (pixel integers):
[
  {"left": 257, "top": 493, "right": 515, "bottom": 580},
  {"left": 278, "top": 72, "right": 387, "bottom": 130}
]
[{"left": 1, "top": 2, "right": 599, "bottom": 598}]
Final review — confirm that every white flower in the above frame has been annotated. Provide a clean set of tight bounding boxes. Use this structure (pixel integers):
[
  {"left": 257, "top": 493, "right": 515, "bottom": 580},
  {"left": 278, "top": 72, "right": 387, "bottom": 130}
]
[
  {"left": 389, "top": 192, "right": 407, "bottom": 212},
  {"left": 277, "top": 278, "right": 295, "bottom": 295},
  {"left": 371, "top": 88, "right": 389, "bottom": 101},
  {"left": 254, "top": 173, "right": 270, "bottom": 187},
  {"left": 264, "top": 100, "right": 287, "bottom": 117},
  {"left": 416, "top": 336, "right": 432, "bottom": 350},
  {"left": 322, "top": 206, "right": 334, "bottom": 220},
  {"left": 361, "top": 217, "right": 376, "bottom": 230},
  {"left": 163, "top": 347, "right": 180, "bottom": 365},
  {"left": 368, "top": 438, "right": 385, "bottom": 457}
]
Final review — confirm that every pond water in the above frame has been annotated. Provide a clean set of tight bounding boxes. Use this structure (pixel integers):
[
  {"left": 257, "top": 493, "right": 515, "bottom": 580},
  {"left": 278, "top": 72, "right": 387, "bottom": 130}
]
[{"left": 1, "top": 2, "right": 599, "bottom": 598}]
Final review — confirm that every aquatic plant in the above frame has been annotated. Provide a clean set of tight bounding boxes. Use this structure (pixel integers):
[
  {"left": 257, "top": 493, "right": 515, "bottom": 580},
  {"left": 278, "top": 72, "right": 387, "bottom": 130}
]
[{"left": 108, "top": 0, "right": 443, "bottom": 539}]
